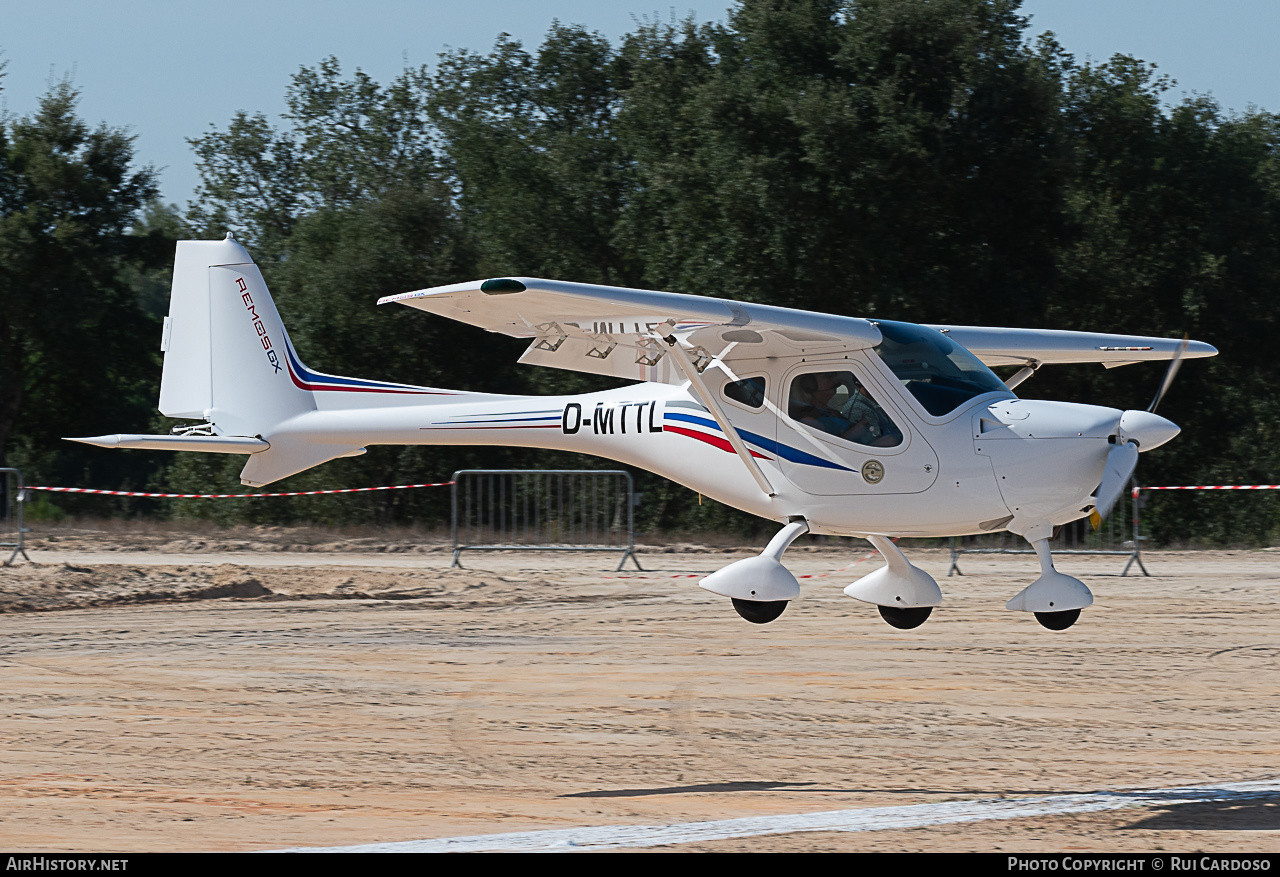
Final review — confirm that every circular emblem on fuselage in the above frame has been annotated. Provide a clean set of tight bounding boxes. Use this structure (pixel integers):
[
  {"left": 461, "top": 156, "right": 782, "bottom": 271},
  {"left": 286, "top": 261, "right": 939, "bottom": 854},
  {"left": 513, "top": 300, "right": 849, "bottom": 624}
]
[{"left": 861, "top": 460, "right": 885, "bottom": 484}]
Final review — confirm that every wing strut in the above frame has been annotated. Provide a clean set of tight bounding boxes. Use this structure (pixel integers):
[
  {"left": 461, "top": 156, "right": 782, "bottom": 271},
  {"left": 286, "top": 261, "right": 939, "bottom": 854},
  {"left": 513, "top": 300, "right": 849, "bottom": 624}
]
[
  {"left": 1004, "top": 359, "right": 1041, "bottom": 390},
  {"left": 657, "top": 323, "right": 777, "bottom": 499}
]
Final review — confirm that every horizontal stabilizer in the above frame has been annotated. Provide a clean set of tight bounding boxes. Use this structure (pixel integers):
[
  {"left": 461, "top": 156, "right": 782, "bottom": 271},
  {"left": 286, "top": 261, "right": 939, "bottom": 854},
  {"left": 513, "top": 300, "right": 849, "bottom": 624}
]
[
  {"left": 238, "top": 441, "right": 366, "bottom": 487},
  {"left": 66, "top": 434, "right": 269, "bottom": 454}
]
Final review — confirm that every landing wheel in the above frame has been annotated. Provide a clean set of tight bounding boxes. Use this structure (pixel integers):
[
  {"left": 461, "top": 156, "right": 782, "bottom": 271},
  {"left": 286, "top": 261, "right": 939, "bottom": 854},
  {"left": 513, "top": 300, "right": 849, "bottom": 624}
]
[
  {"left": 878, "top": 605, "right": 933, "bottom": 629},
  {"left": 731, "top": 598, "right": 788, "bottom": 624},
  {"left": 1034, "top": 608, "right": 1081, "bottom": 630}
]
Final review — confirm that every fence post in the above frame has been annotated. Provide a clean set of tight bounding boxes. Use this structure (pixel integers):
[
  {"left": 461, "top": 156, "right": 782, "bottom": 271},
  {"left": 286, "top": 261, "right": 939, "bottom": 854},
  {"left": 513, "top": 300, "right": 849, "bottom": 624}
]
[
  {"left": 1121, "top": 479, "right": 1150, "bottom": 577},
  {"left": 450, "top": 473, "right": 462, "bottom": 568},
  {"left": 1, "top": 468, "right": 30, "bottom": 566},
  {"left": 947, "top": 536, "right": 963, "bottom": 577}
]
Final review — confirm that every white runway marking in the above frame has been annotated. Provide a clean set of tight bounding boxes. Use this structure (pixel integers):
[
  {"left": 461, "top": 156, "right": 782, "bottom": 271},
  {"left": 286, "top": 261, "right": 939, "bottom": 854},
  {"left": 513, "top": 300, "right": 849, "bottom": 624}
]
[{"left": 288, "top": 778, "right": 1280, "bottom": 852}]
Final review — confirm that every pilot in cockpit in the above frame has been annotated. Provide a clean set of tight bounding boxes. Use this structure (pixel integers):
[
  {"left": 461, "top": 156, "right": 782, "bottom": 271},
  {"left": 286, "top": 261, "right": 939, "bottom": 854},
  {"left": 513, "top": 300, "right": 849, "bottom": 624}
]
[{"left": 790, "top": 372, "right": 902, "bottom": 448}]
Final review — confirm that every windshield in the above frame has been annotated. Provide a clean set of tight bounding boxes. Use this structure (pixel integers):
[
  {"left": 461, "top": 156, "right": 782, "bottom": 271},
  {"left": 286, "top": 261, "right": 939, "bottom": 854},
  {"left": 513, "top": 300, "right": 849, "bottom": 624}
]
[{"left": 872, "top": 320, "right": 1010, "bottom": 416}]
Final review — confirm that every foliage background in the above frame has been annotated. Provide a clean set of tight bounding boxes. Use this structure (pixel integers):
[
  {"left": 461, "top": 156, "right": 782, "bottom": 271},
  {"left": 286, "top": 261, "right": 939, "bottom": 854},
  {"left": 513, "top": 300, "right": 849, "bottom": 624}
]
[{"left": 4, "top": 0, "right": 1278, "bottom": 544}]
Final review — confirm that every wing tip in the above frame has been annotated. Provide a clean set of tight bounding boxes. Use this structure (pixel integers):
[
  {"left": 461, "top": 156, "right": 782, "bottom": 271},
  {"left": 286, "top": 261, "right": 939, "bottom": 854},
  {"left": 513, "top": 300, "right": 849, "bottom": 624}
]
[{"left": 64, "top": 434, "right": 120, "bottom": 447}]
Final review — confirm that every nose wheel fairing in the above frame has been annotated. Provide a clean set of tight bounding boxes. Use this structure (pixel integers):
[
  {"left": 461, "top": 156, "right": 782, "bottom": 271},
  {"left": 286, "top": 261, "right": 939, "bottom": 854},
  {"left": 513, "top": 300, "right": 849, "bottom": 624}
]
[{"left": 1003, "top": 537, "right": 1093, "bottom": 630}]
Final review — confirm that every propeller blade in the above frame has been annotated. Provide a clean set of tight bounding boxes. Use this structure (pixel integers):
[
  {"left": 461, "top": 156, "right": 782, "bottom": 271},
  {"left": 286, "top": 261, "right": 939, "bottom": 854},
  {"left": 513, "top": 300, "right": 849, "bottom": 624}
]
[
  {"left": 1148, "top": 335, "right": 1190, "bottom": 414},
  {"left": 1093, "top": 441, "right": 1139, "bottom": 525}
]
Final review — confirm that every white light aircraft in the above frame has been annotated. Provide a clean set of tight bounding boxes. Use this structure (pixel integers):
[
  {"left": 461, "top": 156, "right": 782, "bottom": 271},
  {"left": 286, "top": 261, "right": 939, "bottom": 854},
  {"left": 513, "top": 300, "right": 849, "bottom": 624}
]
[{"left": 73, "top": 237, "right": 1216, "bottom": 630}]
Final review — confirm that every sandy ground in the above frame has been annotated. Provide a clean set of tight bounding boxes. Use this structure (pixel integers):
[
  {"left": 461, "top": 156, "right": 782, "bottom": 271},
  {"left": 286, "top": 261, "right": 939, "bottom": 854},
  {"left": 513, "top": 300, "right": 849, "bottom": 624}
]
[{"left": 0, "top": 522, "right": 1278, "bottom": 852}]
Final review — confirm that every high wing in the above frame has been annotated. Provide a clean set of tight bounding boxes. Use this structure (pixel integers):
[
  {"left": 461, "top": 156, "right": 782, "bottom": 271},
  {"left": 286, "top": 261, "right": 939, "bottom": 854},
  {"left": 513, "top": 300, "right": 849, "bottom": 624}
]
[
  {"left": 380, "top": 277, "right": 882, "bottom": 383},
  {"left": 926, "top": 324, "right": 1217, "bottom": 368},
  {"left": 380, "top": 276, "right": 1217, "bottom": 380}
]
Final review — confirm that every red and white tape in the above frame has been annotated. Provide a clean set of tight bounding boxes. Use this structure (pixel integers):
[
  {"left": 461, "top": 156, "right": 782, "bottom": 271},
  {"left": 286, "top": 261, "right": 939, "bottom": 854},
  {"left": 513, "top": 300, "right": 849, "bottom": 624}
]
[
  {"left": 23, "top": 482, "right": 454, "bottom": 499},
  {"left": 1133, "top": 484, "right": 1280, "bottom": 497}
]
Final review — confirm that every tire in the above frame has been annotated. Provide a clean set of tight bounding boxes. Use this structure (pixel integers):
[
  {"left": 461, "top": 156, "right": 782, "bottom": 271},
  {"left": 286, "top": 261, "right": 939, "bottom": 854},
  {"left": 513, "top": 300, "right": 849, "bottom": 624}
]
[
  {"left": 731, "top": 598, "right": 788, "bottom": 624},
  {"left": 1034, "top": 609, "right": 1081, "bottom": 630},
  {"left": 878, "top": 605, "right": 933, "bottom": 629}
]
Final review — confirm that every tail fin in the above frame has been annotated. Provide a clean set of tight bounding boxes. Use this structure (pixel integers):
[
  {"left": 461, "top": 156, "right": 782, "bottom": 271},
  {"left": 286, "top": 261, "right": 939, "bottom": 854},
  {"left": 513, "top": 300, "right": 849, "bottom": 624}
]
[
  {"left": 152, "top": 237, "right": 461, "bottom": 486},
  {"left": 159, "top": 237, "right": 314, "bottom": 437}
]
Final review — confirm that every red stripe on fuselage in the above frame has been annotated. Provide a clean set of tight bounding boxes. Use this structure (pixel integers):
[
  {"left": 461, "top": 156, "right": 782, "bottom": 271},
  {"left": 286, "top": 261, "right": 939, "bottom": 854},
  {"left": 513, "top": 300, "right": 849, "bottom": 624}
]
[{"left": 664, "top": 425, "right": 770, "bottom": 459}]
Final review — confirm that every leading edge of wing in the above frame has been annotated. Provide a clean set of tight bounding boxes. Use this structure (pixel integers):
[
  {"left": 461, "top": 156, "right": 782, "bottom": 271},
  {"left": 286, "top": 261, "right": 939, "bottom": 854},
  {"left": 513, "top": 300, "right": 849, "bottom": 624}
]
[
  {"left": 929, "top": 324, "right": 1218, "bottom": 367},
  {"left": 378, "top": 277, "right": 882, "bottom": 347}
]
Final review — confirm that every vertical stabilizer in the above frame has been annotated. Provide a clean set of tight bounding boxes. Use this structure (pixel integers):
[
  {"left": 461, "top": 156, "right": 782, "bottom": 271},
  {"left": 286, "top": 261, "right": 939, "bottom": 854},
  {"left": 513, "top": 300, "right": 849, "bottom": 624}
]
[
  {"left": 135, "top": 237, "right": 483, "bottom": 487},
  {"left": 158, "top": 238, "right": 314, "bottom": 436}
]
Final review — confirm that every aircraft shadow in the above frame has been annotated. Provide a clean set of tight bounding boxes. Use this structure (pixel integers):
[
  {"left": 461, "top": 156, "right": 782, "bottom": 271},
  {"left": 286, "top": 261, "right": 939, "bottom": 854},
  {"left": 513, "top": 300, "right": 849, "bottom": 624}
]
[
  {"left": 559, "top": 783, "right": 1083, "bottom": 798},
  {"left": 561, "top": 781, "right": 818, "bottom": 798},
  {"left": 561, "top": 787, "right": 1280, "bottom": 815},
  {"left": 1123, "top": 795, "right": 1280, "bottom": 831}
]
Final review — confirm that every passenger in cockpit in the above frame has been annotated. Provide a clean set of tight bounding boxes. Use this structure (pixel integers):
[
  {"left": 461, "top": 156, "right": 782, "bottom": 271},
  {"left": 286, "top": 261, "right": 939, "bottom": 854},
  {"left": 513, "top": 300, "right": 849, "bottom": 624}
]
[{"left": 790, "top": 372, "right": 901, "bottom": 447}]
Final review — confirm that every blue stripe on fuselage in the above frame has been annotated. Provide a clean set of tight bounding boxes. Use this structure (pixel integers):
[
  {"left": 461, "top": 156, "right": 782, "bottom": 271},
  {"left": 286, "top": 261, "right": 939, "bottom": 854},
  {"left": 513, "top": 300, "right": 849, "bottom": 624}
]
[{"left": 663, "top": 412, "right": 852, "bottom": 471}]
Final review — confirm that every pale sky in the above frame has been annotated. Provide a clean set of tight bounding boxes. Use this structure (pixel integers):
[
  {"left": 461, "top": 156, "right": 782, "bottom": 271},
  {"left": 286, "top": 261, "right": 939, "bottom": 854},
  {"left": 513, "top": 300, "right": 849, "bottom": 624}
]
[{"left": 2, "top": 1, "right": 1277, "bottom": 208}]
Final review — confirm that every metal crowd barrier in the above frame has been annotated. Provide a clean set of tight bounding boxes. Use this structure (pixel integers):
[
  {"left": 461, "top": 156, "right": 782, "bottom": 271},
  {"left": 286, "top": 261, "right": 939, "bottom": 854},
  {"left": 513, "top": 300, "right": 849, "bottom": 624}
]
[
  {"left": 450, "top": 469, "right": 642, "bottom": 571},
  {"left": 948, "top": 478, "right": 1147, "bottom": 577},
  {"left": 1, "top": 468, "right": 30, "bottom": 566}
]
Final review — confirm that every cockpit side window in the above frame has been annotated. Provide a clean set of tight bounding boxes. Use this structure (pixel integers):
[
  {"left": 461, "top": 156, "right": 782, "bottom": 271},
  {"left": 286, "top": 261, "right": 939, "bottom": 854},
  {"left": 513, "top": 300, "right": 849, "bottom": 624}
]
[
  {"left": 787, "top": 370, "right": 903, "bottom": 448},
  {"left": 872, "top": 320, "right": 1011, "bottom": 416},
  {"left": 723, "top": 375, "right": 766, "bottom": 409}
]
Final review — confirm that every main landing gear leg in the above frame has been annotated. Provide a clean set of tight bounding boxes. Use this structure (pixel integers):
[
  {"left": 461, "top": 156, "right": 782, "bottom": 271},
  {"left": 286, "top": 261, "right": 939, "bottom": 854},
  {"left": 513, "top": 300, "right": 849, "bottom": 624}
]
[
  {"left": 1006, "top": 536, "right": 1094, "bottom": 630},
  {"left": 843, "top": 535, "right": 943, "bottom": 629},
  {"left": 700, "top": 519, "right": 809, "bottom": 624}
]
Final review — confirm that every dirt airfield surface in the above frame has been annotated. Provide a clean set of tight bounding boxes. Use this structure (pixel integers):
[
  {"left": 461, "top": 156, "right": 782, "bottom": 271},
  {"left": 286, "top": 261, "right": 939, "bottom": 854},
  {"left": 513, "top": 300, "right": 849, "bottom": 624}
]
[{"left": 1, "top": 522, "right": 1278, "bottom": 852}]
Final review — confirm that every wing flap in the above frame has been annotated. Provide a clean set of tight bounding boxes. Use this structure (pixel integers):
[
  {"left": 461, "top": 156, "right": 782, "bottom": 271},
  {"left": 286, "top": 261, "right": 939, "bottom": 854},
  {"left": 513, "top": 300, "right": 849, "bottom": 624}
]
[{"left": 517, "top": 333, "right": 685, "bottom": 383}]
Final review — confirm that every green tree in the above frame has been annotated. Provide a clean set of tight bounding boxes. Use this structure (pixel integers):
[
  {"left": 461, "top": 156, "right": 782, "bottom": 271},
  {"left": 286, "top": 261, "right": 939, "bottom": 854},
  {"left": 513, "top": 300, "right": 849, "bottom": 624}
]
[
  {"left": 0, "top": 81, "right": 161, "bottom": 495},
  {"left": 618, "top": 0, "right": 1069, "bottom": 325},
  {"left": 430, "top": 25, "right": 637, "bottom": 287},
  {"left": 186, "top": 111, "right": 301, "bottom": 259},
  {"left": 1042, "top": 57, "right": 1280, "bottom": 542}
]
